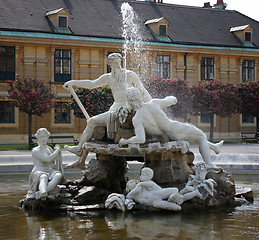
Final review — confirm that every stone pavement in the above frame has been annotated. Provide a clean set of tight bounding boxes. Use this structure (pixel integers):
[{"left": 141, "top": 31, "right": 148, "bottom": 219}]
[
  {"left": 190, "top": 143, "right": 259, "bottom": 174},
  {"left": 0, "top": 143, "right": 258, "bottom": 174}
]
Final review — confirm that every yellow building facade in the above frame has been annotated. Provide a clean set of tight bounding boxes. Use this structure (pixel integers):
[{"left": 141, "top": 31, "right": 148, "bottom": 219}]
[{"left": 0, "top": 0, "right": 258, "bottom": 144}]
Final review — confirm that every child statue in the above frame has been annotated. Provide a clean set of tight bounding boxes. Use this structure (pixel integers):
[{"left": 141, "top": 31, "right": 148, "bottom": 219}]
[{"left": 27, "top": 128, "right": 64, "bottom": 200}]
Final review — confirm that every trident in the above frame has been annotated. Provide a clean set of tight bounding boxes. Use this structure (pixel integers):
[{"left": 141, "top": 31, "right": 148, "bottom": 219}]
[{"left": 66, "top": 86, "right": 90, "bottom": 120}]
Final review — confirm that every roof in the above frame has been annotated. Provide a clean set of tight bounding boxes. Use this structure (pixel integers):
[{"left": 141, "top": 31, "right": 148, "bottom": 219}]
[{"left": 0, "top": 0, "right": 258, "bottom": 48}]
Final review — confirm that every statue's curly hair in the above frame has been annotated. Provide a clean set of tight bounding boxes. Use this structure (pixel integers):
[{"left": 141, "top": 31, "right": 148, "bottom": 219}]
[
  {"left": 126, "top": 87, "right": 143, "bottom": 109},
  {"left": 35, "top": 128, "right": 50, "bottom": 139}
]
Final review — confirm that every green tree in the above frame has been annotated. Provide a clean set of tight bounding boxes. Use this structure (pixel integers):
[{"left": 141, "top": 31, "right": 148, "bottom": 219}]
[{"left": 7, "top": 76, "right": 55, "bottom": 146}]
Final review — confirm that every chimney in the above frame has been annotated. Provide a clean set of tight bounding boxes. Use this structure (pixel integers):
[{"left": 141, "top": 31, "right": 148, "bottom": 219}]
[
  {"left": 203, "top": 2, "right": 211, "bottom": 8},
  {"left": 214, "top": 0, "right": 227, "bottom": 9}
]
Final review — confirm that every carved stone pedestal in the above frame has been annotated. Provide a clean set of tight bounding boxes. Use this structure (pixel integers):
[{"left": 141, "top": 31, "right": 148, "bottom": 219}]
[
  {"left": 84, "top": 140, "right": 194, "bottom": 188},
  {"left": 144, "top": 151, "right": 194, "bottom": 187},
  {"left": 81, "top": 154, "right": 127, "bottom": 193}
]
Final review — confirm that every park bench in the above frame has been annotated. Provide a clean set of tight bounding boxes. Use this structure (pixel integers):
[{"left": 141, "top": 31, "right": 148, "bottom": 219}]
[
  {"left": 32, "top": 135, "right": 78, "bottom": 146},
  {"left": 241, "top": 132, "right": 259, "bottom": 143}
]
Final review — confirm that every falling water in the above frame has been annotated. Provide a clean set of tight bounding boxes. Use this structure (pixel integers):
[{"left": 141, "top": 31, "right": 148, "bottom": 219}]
[
  {"left": 120, "top": 2, "right": 150, "bottom": 79},
  {"left": 121, "top": 2, "right": 142, "bottom": 68}
]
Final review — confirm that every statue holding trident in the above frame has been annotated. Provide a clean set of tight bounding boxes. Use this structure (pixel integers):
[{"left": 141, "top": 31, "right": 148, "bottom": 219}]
[{"left": 63, "top": 53, "right": 151, "bottom": 168}]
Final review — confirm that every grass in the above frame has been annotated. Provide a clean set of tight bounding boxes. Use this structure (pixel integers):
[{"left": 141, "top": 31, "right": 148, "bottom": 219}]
[
  {"left": 0, "top": 144, "right": 31, "bottom": 151},
  {"left": 0, "top": 143, "right": 73, "bottom": 151}
]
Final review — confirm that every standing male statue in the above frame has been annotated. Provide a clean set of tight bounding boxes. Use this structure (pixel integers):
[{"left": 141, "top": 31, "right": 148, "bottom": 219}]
[{"left": 63, "top": 53, "right": 151, "bottom": 160}]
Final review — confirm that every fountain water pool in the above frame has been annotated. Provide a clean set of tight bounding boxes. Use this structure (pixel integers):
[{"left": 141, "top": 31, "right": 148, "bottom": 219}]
[
  {"left": 2, "top": 2, "right": 257, "bottom": 238},
  {"left": 0, "top": 173, "right": 258, "bottom": 240}
]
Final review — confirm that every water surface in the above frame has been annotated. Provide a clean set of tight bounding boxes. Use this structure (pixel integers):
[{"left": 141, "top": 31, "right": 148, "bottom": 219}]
[{"left": 0, "top": 174, "right": 258, "bottom": 240}]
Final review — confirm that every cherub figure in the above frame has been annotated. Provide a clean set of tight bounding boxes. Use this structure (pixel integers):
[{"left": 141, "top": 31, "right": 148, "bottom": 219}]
[{"left": 27, "top": 128, "right": 64, "bottom": 200}]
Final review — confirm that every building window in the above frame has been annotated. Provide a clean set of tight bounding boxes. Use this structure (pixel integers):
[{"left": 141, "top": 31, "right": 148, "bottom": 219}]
[
  {"left": 0, "top": 101, "right": 14, "bottom": 123},
  {"left": 245, "top": 32, "right": 252, "bottom": 42},
  {"left": 54, "top": 49, "right": 71, "bottom": 82},
  {"left": 0, "top": 46, "right": 15, "bottom": 80},
  {"left": 58, "top": 16, "right": 67, "bottom": 28},
  {"left": 156, "top": 55, "right": 170, "bottom": 79},
  {"left": 201, "top": 57, "right": 214, "bottom": 80},
  {"left": 242, "top": 60, "right": 255, "bottom": 82},
  {"left": 55, "top": 102, "right": 71, "bottom": 123},
  {"left": 200, "top": 112, "right": 211, "bottom": 124},
  {"left": 159, "top": 25, "right": 167, "bottom": 36},
  {"left": 242, "top": 114, "right": 254, "bottom": 124}
]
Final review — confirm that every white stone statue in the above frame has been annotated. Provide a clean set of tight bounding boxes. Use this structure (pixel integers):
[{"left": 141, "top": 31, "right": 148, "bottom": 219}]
[
  {"left": 63, "top": 53, "right": 151, "bottom": 167},
  {"left": 185, "top": 163, "right": 217, "bottom": 200},
  {"left": 119, "top": 87, "right": 224, "bottom": 169},
  {"left": 27, "top": 128, "right": 64, "bottom": 200},
  {"left": 125, "top": 168, "right": 202, "bottom": 211},
  {"left": 105, "top": 179, "right": 138, "bottom": 211}
]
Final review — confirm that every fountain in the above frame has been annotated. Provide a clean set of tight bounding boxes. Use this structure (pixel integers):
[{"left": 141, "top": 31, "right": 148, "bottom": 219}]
[{"left": 20, "top": 3, "right": 253, "bottom": 213}]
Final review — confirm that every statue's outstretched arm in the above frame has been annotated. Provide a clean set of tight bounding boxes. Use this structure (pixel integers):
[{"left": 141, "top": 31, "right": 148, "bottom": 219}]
[
  {"left": 63, "top": 74, "right": 108, "bottom": 90},
  {"left": 119, "top": 117, "right": 146, "bottom": 145},
  {"left": 151, "top": 96, "right": 177, "bottom": 108},
  {"left": 126, "top": 185, "right": 142, "bottom": 199},
  {"left": 32, "top": 145, "right": 61, "bottom": 164}
]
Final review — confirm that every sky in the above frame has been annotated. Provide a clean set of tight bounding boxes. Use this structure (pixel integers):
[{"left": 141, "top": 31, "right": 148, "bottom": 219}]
[{"left": 140, "top": 0, "right": 259, "bottom": 22}]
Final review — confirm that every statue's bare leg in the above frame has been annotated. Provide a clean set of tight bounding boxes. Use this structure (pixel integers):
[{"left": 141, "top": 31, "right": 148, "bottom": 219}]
[
  {"left": 36, "top": 174, "right": 48, "bottom": 200},
  {"left": 46, "top": 172, "right": 62, "bottom": 192},
  {"left": 179, "top": 186, "right": 195, "bottom": 195},
  {"left": 182, "top": 189, "right": 202, "bottom": 201},
  {"left": 153, "top": 200, "right": 181, "bottom": 211},
  {"left": 208, "top": 140, "right": 224, "bottom": 154},
  {"left": 66, "top": 150, "right": 89, "bottom": 169},
  {"left": 65, "top": 112, "right": 109, "bottom": 157},
  {"left": 198, "top": 137, "right": 219, "bottom": 169}
]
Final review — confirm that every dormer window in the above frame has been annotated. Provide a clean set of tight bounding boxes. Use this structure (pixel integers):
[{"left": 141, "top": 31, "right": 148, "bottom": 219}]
[
  {"left": 230, "top": 24, "right": 254, "bottom": 47},
  {"left": 145, "top": 17, "right": 171, "bottom": 42},
  {"left": 58, "top": 16, "right": 67, "bottom": 28},
  {"left": 159, "top": 25, "right": 167, "bottom": 36},
  {"left": 45, "top": 8, "right": 71, "bottom": 34},
  {"left": 245, "top": 32, "right": 252, "bottom": 42}
]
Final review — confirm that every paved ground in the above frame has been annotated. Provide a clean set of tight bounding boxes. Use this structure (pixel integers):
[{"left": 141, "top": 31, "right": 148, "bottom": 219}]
[
  {"left": 0, "top": 143, "right": 258, "bottom": 174},
  {"left": 189, "top": 143, "right": 259, "bottom": 155}
]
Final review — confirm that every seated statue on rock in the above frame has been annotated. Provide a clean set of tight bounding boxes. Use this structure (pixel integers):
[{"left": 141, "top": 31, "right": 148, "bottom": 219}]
[
  {"left": 63, "top": 53, "right": 151, "bottom": 168},
  {"left": 27, "top": 128, "right": 64, "bottom": 200},
  {"left": 119, "top": 87, "right": 223, "bottom": 169}
]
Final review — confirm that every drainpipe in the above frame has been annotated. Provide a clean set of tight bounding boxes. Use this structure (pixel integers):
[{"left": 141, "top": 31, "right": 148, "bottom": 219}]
[{"left": 184, "top": 53, "right": 188, "bottom": 80}]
